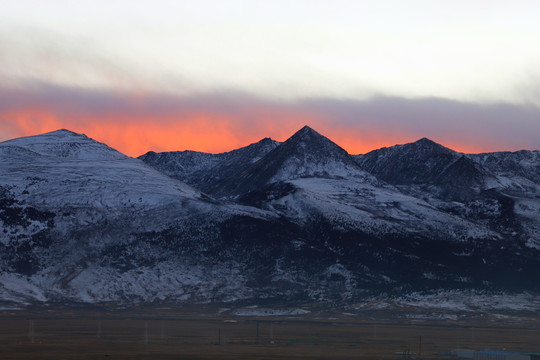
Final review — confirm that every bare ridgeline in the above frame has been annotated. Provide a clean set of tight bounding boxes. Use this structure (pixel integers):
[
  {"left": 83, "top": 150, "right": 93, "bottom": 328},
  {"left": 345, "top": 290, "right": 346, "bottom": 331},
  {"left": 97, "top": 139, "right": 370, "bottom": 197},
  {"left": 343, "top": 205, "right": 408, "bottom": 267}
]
[{"left": 0, "top": 126, "right": 539, "bottom": 358}]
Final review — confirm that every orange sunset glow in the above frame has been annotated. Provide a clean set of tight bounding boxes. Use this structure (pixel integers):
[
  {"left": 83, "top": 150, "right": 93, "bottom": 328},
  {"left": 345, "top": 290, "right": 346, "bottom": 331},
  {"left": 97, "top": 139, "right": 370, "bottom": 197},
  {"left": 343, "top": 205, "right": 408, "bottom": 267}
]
[
  {"left": 1, "top": 1, "right": 540, "bottom": 159},
  {"left": 0, "top": 107, "right": 493, "bottom": 157},
  {"left": 1, "top": 84, "right": 538, "bottom": 155}
]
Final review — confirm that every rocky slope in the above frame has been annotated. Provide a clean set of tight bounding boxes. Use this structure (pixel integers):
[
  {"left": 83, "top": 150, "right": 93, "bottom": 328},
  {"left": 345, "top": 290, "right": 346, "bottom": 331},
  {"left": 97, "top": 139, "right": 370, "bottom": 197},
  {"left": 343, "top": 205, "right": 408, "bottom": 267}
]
[{"left": 139, "top": 137, "right": 280, "bottom": 194}]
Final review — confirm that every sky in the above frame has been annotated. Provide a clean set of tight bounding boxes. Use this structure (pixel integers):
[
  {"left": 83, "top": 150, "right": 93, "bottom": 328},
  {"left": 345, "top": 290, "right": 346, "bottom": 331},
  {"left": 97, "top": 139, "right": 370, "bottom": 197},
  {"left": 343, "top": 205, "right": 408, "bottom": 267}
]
[{"left": 0, "top": 0, "right": 539, "bottom": 155}]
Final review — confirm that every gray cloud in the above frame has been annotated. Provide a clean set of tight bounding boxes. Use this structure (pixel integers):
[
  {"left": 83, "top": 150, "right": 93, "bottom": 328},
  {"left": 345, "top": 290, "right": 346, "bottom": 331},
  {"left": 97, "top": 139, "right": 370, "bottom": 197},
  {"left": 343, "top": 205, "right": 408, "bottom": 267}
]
[
  {"left": 0, "top": 82, "right": 538, "bottom": 153},
  {"left": 302, "top": 96, "right": 540, "bottom": 151}
]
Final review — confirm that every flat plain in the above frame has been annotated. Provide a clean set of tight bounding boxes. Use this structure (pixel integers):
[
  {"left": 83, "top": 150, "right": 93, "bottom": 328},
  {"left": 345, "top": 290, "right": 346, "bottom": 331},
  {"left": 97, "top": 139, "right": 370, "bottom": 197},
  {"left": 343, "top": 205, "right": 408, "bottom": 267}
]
[{"left": 1, "top": 306, "right": 539, "bottom": 359}]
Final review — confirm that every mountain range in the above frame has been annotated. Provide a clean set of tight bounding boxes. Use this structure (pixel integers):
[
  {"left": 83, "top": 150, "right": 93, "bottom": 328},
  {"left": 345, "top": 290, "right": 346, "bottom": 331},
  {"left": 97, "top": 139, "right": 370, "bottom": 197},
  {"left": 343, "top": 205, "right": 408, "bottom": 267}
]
[{"left": 1, "top": 126, "right": 539, "bottom": 313}]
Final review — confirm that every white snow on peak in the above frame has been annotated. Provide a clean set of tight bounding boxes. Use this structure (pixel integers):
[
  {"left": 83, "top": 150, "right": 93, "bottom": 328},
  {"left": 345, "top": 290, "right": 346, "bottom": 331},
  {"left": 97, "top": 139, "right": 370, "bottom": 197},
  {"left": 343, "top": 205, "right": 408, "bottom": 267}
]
[
  {"left": 0, "top": 129, "right": 126, "bottom": 160},
  {"left": 272, "top": 156, "right": 375, "bottom": 184},
  {"left": 0, "top": 130, "right": 206, "bottom": 210}
]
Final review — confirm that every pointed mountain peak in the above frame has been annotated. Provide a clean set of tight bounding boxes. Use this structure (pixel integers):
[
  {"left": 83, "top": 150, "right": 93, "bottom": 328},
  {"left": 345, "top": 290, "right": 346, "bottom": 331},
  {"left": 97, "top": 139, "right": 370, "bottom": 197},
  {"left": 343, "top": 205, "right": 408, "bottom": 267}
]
[
  {"left": 211, "top": 125, "right": 373, "bottom": 197},
  {"left": 283, "top": 126, "right": 341, "bottom": 151},
  {"left": 414, "top": 137, "right": 443, "bottom": 148},
  {"left": 298, "top": 124, "right": 317, "bottom": 133},
  {"left": 279, "top": 126, "right": 348, "bottom": 158},
  {"left": 410, "top": 137, "right": 455, "bottom": 155},
  {"left": 415, "top": 137, "right": 436, "bottom": 144},
  {"left": 290, "top": 125, "right": 323, "bottom": 140}
]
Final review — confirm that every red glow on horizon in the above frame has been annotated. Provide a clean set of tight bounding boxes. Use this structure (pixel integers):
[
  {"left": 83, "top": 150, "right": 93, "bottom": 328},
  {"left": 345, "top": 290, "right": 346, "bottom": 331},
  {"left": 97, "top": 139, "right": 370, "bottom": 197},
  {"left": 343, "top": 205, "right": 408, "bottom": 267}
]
[{"left": 0, "top": 108, "right": 498, "bottom": 156}]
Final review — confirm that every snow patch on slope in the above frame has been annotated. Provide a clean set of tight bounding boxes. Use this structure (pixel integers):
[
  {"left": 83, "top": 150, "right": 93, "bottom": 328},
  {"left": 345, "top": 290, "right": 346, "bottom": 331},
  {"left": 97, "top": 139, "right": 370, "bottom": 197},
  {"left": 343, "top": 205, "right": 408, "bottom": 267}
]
[{"left": 269, "top": 177, "right": 497, "bottom": 241}]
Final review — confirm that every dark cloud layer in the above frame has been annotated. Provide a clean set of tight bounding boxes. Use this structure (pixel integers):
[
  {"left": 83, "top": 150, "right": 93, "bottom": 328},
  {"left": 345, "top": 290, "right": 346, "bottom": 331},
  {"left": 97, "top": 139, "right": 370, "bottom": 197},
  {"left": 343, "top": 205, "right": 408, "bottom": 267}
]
[{"left": 0, "top": 83, "right": 538, "bottom": 155}]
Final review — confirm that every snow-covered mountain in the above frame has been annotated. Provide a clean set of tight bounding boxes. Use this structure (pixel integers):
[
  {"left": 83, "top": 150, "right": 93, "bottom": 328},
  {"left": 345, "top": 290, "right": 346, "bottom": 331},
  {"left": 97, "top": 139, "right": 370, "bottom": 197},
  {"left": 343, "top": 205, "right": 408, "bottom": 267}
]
[
  {"left": 1, "top": 129, "right": 127, "bottom": 161},
  {"left": 1, "top": 128, "right": 540, "bottom": 308},
  {"left": 0, "top": 130, "right": 280, "bottom": 303},
  {"left": 226, "top": 128, "right": 496, "bottom": 242},
  {"left": 356, "top": 138, "right": 540, "bottom": 243},
  {"left": 0, "top": 129, "right": 205, "bottom": 210}
]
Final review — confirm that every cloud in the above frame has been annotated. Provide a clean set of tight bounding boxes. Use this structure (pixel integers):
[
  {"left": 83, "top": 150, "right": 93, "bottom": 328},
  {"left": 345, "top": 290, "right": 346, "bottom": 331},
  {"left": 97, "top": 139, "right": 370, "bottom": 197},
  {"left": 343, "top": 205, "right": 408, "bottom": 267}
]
[
  {"left": 0, "top": 83, "right": 538, "bottom": 157},
  {"left": 302, "top": 97, "right": 540, "bottom": 152}
]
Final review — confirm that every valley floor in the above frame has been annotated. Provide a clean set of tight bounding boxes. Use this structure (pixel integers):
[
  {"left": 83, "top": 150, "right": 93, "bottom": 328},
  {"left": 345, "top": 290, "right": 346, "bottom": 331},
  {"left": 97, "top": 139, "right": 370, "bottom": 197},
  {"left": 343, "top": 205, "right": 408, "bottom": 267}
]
[{"left": 1, "top": 306, "right": 539, "bottom": 359}]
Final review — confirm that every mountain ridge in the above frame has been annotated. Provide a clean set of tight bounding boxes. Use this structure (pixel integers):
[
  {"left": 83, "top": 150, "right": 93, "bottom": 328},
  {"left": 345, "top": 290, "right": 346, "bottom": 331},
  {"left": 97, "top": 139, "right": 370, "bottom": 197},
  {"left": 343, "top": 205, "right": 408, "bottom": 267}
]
[
  {"left": 205, "top": 125, "right": 375, "bottom": 198},
  {"left": 1, "top": 127, "right": 539, "bottom": 308},
  {"left": 139, "top": 136, "right": 281, "bottom": 193},
  {"left": 0, "top": 129, "right": 127, "bottom": 161}
]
